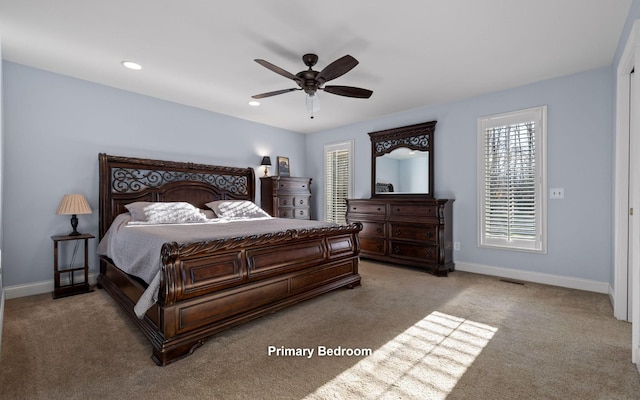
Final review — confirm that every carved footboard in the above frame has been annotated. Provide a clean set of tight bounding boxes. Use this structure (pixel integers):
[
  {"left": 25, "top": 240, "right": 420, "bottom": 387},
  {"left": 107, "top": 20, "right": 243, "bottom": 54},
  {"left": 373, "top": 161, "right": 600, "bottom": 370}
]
[{"left": 100, "top": 223, "right": 362, "bottom": 365}]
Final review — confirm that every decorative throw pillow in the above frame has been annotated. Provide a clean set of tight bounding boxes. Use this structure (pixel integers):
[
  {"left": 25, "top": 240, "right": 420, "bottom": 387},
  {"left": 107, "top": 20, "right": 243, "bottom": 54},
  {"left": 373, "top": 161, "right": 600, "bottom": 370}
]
[
  {"left": 206, "top": 200, "right": 271, "bottom": 219},
  {"left": 125, "top": 201, "right": 209, "bottom": 224}
]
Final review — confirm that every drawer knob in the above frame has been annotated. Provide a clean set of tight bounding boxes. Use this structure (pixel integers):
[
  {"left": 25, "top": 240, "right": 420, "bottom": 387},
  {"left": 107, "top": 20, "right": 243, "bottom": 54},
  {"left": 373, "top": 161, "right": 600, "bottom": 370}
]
[
  {"left": 425, "top": 232, "right": 432, "bottom": 239},
  {"left": 377, "top": 208, "right": 381, "bottom": 211},
  {"left": 426, "top": 250, "right": 433, "bottom": 258},
  {"left": 299, "top": 210, "right": 304, "bottom": 215},
  {"left": 394, "top": 246, "right": 400, "bottom": 254},
  {"left": 395, "top": 229, "right": 401, "bottom": 236},
  {"left": 299, "top": 199, "right": 304, "bottom": 204},
  {"left": 283, "top": 199, "right": 288, "bottom": 205},
  {"left": 376, "top": 227, "right": 382, "bottom": 234}
]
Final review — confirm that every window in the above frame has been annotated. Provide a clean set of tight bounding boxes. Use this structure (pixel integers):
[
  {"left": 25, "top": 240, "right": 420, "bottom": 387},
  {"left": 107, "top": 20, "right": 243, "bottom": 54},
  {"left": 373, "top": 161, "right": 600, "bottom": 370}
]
[
  {"left": 478, "top": 106, "right": 547, "bottom": 253},
  {"left": 324, "top": 141, "right": 354, "bottom": 224}
]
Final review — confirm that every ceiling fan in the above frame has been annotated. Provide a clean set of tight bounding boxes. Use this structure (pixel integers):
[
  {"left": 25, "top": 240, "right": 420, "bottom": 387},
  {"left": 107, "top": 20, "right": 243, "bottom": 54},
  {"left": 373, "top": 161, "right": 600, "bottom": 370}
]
[{"left": 252, "top": 53, "right": 373, "bottom": 118}]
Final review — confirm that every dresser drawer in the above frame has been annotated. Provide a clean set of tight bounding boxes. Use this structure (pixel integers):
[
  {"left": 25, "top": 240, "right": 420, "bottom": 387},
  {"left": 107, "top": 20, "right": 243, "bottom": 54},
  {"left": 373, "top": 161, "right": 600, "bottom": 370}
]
[
  {"left": 389, "top": 204, "right": 437, "bottom": 218},
  {"left": 278, "top": 196, "right": 294, "bottom": 207},
  {"left": 347, "top": 202, "right": 386, "bottom": 215},
  {"left": 294, "top": 208, "right": 309, "bottom": 219},
  {"left": 389, "top": 241, "right": 438, "bottom": 263},
  {"left": 276, "top": 180, "right": 310, "bottom": 193},
  {"left": 278, "top": 196, "right": 308, "bottom": 207},
  {"left": 360, "top": 237, "right": 386, "bottom": 255},
  {"left": 277, "top": 209, "right": 294, "bottom": 218},
  {"left": 294, "top": 196, "right": 309, "bottom": 207},
  {"left": 360, "top": 221, "right": 385, "bottom": 238},
  {"left": 278, "top": 207, "right": 309, "bottom": 219},
  {"left": 389, "top": 223, "right": 438, "bottom": 243}
]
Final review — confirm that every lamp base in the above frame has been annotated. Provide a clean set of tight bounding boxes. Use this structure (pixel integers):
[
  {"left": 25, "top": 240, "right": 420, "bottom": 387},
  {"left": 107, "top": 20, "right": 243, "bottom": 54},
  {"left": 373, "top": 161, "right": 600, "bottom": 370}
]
[{"left": 69, "top": 214, "right": 81, "bottom": 236}]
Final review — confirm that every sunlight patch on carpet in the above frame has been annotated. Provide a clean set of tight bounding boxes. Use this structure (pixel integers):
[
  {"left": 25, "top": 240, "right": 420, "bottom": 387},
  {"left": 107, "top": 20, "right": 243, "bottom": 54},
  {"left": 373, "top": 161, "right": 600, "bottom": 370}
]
[{"left": 306, "top": 311, "right": 497, "bottom": 399}]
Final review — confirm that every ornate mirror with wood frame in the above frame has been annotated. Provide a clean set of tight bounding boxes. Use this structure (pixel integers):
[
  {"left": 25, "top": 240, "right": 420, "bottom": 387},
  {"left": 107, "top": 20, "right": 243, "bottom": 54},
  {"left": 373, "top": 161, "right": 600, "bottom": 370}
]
[{"left": 369, "top": 121, "right": 436, "bottom": 198}]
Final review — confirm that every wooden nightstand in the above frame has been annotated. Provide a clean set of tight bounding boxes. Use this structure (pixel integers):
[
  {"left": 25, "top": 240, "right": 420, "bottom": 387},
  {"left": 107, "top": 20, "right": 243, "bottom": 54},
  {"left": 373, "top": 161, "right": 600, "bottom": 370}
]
[{"left": 51, "top": 233, "right": 94, "bottom": 298}]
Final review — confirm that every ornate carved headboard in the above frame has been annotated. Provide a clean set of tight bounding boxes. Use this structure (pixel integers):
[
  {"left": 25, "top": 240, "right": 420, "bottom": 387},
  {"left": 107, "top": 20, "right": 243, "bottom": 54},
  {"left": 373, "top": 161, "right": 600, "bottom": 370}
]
[{"left": 98, "top": 153, "right": 255, "bottom": 239}]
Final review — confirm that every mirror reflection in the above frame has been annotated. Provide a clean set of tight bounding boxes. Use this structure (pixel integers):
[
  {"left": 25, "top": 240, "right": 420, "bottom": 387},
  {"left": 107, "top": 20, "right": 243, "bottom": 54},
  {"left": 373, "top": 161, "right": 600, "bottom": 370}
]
[{"left": 375, "top": 148, "right": 429, "bottom": 194}]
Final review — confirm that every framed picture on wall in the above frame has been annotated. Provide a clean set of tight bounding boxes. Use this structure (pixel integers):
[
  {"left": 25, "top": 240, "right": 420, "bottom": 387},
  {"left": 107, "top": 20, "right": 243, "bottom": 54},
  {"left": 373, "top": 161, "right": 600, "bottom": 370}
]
[{"left": 277, "top": 156, "right": 290, "bottom": 177}]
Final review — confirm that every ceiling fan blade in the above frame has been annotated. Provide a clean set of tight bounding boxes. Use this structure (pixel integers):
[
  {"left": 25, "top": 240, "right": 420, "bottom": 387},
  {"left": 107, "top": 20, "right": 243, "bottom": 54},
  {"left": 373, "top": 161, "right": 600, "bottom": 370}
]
[
  {"left": 322, "top": 85, "right": 373, "bottom": 99},
  {"left": 254, "top": 59, "right": 302, "bottom": 82},
  {"left": 251, "top": 88, "right": 300, "bottom": 99},
  {"left": 315, "top": 55, "right": 359, "bottom": 84}
]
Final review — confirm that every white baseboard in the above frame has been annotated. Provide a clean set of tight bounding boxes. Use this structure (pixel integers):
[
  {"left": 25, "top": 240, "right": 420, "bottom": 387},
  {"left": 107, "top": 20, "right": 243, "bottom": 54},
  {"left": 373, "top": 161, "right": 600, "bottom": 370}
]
[
  {"left": 455, "top": 261, "right": 609, "bottom": 294},
  {"left": 3, "top": 264, "right": 610, "bottom": 299},
  {"left": 4, "top": 273, "right": 99, "bottom": 300}
]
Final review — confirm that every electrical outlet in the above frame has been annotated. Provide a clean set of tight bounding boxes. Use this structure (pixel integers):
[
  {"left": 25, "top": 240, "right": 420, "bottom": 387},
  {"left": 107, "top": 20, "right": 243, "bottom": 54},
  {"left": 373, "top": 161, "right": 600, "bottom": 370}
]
[
  {"left": 550, "top": 188, "right": 564, "bottom": 199},
  {"left": 454, "top": 242, "right": 460, "bottom": 251}
]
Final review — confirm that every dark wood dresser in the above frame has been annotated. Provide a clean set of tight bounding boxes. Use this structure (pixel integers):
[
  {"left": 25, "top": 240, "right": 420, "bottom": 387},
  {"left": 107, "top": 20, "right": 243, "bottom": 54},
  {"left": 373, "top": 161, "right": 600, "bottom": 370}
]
[
  {"left": 346, "top": 198, "right": 454, "bottom": 275},
  {"left": 260, "top": 176, "right": 311, "bottom": 219}
]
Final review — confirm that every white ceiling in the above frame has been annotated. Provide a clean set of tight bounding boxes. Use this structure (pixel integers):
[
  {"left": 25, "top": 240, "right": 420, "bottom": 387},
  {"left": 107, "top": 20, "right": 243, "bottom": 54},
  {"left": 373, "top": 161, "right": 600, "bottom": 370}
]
[{"left": 0, "top": 1, "right": 632, "bottom": 134}]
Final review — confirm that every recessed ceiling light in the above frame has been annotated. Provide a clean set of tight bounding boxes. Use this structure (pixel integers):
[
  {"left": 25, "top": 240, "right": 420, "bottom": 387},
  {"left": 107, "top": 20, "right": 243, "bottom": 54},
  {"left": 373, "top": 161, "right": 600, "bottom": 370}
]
[
  {"left": 249, "top": 100, "right": 260, "bottom": 106},
  {"left": 122, "top": 61, "right": 142, "bottom": 70}
]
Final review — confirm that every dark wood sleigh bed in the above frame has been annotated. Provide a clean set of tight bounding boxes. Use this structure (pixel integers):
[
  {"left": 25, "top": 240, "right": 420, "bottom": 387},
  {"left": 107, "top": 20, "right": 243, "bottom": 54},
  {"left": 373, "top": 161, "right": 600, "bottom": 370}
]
[{"left": 97, "top": 153, "right": 362, "bottom": 365}]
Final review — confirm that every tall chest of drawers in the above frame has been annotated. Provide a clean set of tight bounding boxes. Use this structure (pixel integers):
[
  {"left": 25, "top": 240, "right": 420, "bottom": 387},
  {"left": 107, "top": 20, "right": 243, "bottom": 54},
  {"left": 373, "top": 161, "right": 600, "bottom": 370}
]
[
  {"left": 260, "top": 176, "right": 312, "bottom": 219},
  {"left": 346, "top": 198, "right": 454, "bottom": 275}
]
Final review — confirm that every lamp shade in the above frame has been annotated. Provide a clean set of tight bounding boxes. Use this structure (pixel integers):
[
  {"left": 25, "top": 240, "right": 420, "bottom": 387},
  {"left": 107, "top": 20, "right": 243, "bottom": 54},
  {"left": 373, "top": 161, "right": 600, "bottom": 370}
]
[
  {"left": 260, "top": 156, "right": 272, "bottom": 166},
  {"left": 56, "top": 194, "right": 92, "bottom": 215}
]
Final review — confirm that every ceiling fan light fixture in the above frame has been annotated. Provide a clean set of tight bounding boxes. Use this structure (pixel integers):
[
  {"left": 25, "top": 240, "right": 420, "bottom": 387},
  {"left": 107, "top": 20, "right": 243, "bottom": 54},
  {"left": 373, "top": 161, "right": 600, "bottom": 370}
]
[{"left": 306, "top": 93, "right": 320, "bottom": 119}]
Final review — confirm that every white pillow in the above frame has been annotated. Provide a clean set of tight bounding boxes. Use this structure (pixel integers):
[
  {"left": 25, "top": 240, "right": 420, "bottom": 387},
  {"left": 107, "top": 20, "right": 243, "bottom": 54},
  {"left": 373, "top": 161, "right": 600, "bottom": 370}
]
[
  {"left": 125, "top": 201, "right": 209, "bottom": 224},
  {"left": 206, "top": 200, "right": 271, "bottom": 219}
]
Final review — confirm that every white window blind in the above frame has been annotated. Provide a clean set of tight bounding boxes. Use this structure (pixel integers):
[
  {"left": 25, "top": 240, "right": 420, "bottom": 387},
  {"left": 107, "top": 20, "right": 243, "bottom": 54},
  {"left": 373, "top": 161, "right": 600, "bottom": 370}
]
[
  {"left": 478, "top": 106, "right": 546, "bottom": 253},
  {"left": 324, "top": 141, "right": 353, "bottom": 224}
]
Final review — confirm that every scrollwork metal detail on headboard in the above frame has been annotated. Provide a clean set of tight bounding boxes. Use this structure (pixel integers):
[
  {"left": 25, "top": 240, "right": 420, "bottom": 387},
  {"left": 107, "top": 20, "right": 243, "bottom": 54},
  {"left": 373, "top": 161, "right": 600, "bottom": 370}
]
[
  {"left": 98, "top": 153, "right": 256, "bottom": 239},
  {"left": 111, "top": 168, "right": 249, "bottom": 195}
]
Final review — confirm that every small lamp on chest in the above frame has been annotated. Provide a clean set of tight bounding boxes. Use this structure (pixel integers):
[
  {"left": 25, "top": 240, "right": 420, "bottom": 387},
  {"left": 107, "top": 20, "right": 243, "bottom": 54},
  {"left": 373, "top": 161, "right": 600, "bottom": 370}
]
[{"left": 260, "top": 156, "right": 272, "bottom": 177}]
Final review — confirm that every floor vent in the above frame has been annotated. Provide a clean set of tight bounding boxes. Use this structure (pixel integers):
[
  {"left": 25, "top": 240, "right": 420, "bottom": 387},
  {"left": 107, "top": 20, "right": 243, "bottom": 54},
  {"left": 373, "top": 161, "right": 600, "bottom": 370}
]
[{"left": 499, "top": 278, "right": 525, "bottom": 285}]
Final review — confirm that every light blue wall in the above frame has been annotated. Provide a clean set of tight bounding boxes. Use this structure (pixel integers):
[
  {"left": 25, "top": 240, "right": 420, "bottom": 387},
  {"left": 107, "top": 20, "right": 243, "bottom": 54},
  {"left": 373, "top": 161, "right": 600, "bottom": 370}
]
[
  {"left": 306, "top": 67, "right": 613, "bottom": 283},
  {"left": 2, "top": 61, "right": 305, "bottom": 287}
]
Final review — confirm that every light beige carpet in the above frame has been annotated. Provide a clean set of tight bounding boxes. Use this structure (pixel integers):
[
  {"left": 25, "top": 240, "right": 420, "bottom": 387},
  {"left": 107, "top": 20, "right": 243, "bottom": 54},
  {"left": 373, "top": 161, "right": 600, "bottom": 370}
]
[{"left": 1, "top": 260, "right": 639, "bottom": 399}]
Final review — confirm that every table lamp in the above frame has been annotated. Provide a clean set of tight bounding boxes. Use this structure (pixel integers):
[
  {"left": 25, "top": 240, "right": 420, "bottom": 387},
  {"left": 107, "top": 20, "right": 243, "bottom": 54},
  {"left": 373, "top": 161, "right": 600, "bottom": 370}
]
[
  {"left": 56, "top": 194, "right": 92, "bottom": 236},
  {"left": 260, "top": 156, "right": 272, "bottom": 177}
]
